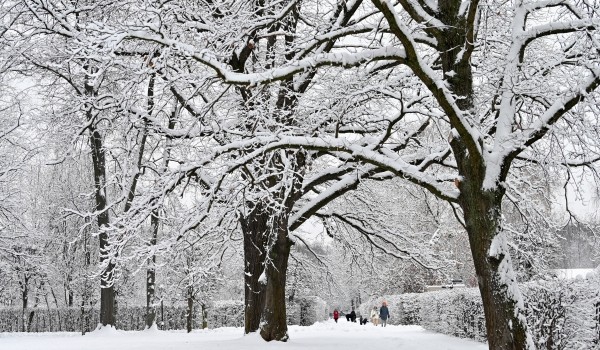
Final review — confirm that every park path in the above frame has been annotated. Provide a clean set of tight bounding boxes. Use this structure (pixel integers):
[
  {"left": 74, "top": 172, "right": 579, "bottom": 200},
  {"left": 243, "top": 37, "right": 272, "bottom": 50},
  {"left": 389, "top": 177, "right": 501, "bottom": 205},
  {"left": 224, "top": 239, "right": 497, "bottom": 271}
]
[{"left": 0, "top": 319, "right": 487, "bottom": 350}]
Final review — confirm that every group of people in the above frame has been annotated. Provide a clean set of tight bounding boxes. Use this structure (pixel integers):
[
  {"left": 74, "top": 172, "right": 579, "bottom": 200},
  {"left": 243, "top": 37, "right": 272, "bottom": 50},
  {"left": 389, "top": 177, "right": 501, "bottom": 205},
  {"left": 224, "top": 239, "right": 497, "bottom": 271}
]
[{"left": 332, "top": 301, "right": 390, "bottom": 327}]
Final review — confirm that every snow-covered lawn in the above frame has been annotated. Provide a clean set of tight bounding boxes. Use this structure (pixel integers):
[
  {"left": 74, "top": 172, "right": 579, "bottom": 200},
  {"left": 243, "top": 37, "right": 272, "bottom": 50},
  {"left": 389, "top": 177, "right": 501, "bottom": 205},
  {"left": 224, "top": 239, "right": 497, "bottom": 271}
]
[{"left": 0, "top": 319, "right": 487, "bottom": 350}]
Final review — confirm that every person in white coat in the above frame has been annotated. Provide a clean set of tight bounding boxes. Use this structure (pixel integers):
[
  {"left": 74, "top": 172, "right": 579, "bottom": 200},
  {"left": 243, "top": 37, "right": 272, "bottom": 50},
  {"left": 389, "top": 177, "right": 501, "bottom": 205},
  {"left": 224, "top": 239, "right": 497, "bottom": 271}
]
[{"left": 370, "top": 306, "right": 380, "bottom": 326}]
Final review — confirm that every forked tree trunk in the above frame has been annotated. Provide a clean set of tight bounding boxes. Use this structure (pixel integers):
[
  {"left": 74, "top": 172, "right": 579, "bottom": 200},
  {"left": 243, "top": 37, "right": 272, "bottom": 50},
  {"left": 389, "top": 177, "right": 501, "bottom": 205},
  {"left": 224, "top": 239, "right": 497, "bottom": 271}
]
[
  {"left": 240, "top": 207, "right": 269, "bottom": 334},
  {"left": 436, "top": 2, "right": 533, "bottom": 347},
  {"left": 259, "top": 217, "right": 292, "bottom": 342}
]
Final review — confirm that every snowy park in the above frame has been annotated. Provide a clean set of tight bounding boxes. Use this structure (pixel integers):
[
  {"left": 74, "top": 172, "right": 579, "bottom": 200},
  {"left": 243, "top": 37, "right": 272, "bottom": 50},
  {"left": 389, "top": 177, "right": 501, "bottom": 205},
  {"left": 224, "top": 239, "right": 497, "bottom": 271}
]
[
  {"left": 1, "top": 1, "right": 600, "bottom": 350},
  {"left": 0, "top": 322, "right": 489, "bottom": 350}
]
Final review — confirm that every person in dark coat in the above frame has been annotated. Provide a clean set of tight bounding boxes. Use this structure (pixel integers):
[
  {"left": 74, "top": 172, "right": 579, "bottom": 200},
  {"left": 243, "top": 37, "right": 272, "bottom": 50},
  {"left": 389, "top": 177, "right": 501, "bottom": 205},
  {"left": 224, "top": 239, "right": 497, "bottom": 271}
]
[
  {"left": 350, "top": 308, "right": 356, "bottom": 322},
  {"left": 379, "top": 301, "right": 390, "bottom": 327},
  {"left": 333, "top": 309, "right": 339, "bottom": 323}
]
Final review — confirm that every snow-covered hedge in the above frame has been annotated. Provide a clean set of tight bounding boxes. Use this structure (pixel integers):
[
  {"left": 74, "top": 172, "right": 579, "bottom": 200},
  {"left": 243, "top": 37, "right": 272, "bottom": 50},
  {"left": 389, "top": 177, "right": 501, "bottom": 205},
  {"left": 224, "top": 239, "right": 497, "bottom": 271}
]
[
  {"left": 358, "top": 293, "right": 422, "bottom": 326},
  {"left": 523, "top": 278, "right": 599, "bottom": 349},
  {"left": 206, "top": 300, "right": 244, "bottom": 328},
  {"left": 0, "top": 297, "right": 329, "bottom": 332},
  {"left": 0, "top": 301, "right": 245, "bottom": 332},
  {"left": 361, "top": 276, "right": 599, "bottom": 349},
  {"left": 0, "top": 307, "right": 99, "bottom": 333},
  {"left": 287, "top": 296, "right": 328, "bottom": 326},
  {"left": 418, "top": 288, "right": 486, "bottom": 341}
]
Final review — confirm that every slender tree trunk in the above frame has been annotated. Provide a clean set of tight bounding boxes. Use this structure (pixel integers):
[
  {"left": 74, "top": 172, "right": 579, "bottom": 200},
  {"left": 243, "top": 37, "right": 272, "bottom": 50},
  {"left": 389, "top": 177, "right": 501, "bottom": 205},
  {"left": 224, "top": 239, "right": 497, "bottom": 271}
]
[
  {"left": 144, "top": 79, "right": 168, "bottom": 330},
  {"left": 66, "top": 275, "right": 73, "bottom": 307},
  {"left": 82, "top": 217, "right": 91, "bottom": 335},
  {"left": 20, "top": 276, "right": 28, "bottom": 332},
  {"left": 86, "top": 68, "right": 115, "bottom": 327},
  {"left": 259, "top": 217, "right": 292, "bottom": 342},
  {"left": 145, "top": 212, "right": 158, "bottom": 329},
  {"left": 201, "top": 303, "right": 208, "bottom": 329},
  {"left": 186, "top": 286, "right": 193, "bottom": 333}
]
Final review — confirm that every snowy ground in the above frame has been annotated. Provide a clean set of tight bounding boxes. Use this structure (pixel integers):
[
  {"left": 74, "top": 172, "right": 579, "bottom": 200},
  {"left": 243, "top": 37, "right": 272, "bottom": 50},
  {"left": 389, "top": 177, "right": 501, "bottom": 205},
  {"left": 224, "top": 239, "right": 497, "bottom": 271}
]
[{"left": 0, "top": 319, "right": 488, "bottom": 350}]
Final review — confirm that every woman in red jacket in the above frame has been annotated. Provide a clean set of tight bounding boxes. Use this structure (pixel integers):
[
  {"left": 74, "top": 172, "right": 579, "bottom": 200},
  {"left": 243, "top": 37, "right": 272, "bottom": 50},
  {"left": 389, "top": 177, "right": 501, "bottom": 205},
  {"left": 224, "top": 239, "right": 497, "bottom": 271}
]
[{"left": 333, "top": 309, "right": 339, "bottom": 323}]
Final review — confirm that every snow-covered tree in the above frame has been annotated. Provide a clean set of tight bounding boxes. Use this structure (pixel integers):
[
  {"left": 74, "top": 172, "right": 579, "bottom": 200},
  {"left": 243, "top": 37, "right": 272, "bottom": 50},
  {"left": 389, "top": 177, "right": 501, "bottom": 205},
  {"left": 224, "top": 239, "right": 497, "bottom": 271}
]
[{"left": 4, "top": 1, "right": 600, "bottom": 349}]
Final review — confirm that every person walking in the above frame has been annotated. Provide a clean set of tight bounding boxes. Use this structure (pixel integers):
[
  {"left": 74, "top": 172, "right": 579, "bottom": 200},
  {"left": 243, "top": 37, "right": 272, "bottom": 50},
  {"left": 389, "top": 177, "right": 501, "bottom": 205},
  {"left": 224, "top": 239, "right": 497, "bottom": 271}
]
[
  {"left": 333, "top": 309, "right": 339, "bottom": 323},
  {"left": 379, "top": 301, "right": 390, "bottom": 327},
  {"left": 370, "top": 306, "right": 380, "bottom": 326}
]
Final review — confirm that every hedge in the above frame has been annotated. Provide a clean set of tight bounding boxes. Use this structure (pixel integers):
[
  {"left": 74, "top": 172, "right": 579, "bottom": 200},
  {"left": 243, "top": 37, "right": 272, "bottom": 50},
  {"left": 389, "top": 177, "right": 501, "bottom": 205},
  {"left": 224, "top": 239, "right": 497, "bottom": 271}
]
[
  {"left": 360, "top": 276, "right": 600, "bottom": 349},
  {"left": 0, "top": 297, "right": 327, "bottom": 332}
]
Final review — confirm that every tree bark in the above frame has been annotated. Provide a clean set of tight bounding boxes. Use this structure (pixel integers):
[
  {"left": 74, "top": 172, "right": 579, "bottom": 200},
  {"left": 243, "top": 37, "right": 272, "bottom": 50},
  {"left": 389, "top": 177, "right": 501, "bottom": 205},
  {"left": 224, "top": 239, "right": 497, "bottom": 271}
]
[
  {"left": 145, "top": 212, "right": 158, "bottom": 329},
  {"left": 186, "top": 285, "right": 193, "bottom": 333},
  {"left": 201, "top": 303, "right": 208, "bottom": 329},
  {"left": 145, "top": 74, "right": 161, "bottom": 329},
  {"left": 86, "top": 68, "right": 115, "bottom": 327},
  {"left": 20, "top": 275, "right": 28, "bottom": 332},
  {"left": 458, "top": 180, "right": 532, "bottom": 350},
  {"left": 435, "top": 2, "right": 534, "bottom": 348},
  {"left": 240, "top": 206, "right": 268, "bottom": 334},
  {"left": 259, "top": 216, "right": 292, "bottom": 342}
]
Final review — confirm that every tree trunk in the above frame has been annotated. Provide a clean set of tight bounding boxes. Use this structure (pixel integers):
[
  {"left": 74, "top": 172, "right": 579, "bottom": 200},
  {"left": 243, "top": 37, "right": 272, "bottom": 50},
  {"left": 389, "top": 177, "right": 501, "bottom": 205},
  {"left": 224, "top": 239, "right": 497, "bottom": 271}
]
[
  {"left": 87, "top": 71, "right": 115, "bottom": 327},
  {"left": 436, "top": 3, "right": 533, "bottom": 348},
  {"left": 259, "top": 216, "right": 292, "bottom": 342},
  {"left": 459, "top": 182, "right": 533, "bottom": 350},
  {"left": 186, "top": 286, "right": 193, "bottom": 333},
  {"left": 21, "top": 276, "right": 28, "bottom": 332},
  {"left": 145, "top": 212, "right": 158, "bottom": 329},
  {"left": 82, "top": 217, "right": 91, "bottom": 335},
  {"left": 92, "top": 123, "right": 115, "bottom": 327},
  {"left": 240, "top": 207, "right": 268, "bottom": 334},
  {"left": 201, "top": 303, "right": 208, "bottom": 329}
]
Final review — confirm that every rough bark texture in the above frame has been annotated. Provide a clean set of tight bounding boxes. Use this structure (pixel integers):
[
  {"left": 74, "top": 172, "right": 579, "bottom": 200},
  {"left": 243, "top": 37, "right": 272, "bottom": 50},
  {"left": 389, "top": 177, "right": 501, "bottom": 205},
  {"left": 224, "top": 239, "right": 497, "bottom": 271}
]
[
  {"left": 240, "top": 206, "right": 268, "bottom": 334},
  {"left": 240, "top": 151, "right": 304, "bottom": 340},
  {"left": 453, "top": 157, "right": 531, "bottom": 350},
  {"left": 232, "top": 0, "right": 357, "bottom": 342},
  {"left": 259, "top": 216, "right": 292, "bottom": 342}
]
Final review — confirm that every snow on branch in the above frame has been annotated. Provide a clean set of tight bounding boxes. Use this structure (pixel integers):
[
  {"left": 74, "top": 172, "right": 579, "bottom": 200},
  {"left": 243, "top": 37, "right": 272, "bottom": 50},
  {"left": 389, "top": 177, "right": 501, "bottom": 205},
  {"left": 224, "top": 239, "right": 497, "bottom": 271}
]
[
  {"left": 373, "top": 0, "right": 484, "bottom": 164},
  {"left": 120, "top": 30, "right": 408, "bottom": 86},
  {"left": 250, "top": 135, "right": 459, "bottom": 202}
]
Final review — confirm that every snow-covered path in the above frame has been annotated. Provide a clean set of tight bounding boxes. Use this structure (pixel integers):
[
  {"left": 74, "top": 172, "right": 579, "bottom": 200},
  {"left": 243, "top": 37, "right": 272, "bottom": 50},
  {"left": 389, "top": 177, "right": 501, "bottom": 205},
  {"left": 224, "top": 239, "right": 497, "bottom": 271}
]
[{"left": 0, "top": 320, "right": 487, "bottom": 350}]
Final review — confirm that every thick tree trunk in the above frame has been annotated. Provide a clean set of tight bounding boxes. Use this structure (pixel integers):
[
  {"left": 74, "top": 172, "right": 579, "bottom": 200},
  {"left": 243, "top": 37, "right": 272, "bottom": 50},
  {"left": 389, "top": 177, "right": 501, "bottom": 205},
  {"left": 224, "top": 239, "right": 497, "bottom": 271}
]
[
  {"left": 459, "top": 182, "right": 533, "bottom": 350},
  {"left": 240, "top": 207, "right": 268, "bottom": 334},
  {"left": 99, "top": 285, "right": 116, "bottom": 327},
  {"left": 436, "top": 3, "right": 533, "bottom": 348},
  {"left": 259, "top": 217, "right": 292, "bottom": 342}
]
